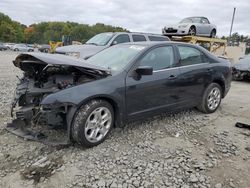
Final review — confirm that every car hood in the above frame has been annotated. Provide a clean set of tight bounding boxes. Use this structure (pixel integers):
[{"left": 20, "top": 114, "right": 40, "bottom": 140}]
[
  {"left": 55, "top": 44, "right": 107, "bottom": 58},
  {"left": 14, "top": 52, "right": 110, "bottom": 75},
  {"left": 164, "top": 23, "right": 190, "bottom": 28},
  {"left": 234, "top": 58, "right": 250, "bottom": 71}
]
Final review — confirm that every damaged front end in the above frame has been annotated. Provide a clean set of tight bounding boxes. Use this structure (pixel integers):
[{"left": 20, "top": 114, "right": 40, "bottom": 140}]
[
  {"left": 232, "top": 67, "right": 250, "bottom": 81},
  {"left": 232, "top": 56, "right": 250, "bottom": 81},
  {"left": 7, "top": 53, "right": 109, "bottom": 145}
]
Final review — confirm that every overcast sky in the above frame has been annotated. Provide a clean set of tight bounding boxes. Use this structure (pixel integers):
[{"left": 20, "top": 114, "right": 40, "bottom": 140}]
[{"left": 0, "top": 0, "right": 249, "bottom": 36}]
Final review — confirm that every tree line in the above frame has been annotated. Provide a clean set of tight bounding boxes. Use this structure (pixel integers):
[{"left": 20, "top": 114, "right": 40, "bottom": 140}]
[{"left": 0, "top": 12, "right": 127, "bottom": 44}]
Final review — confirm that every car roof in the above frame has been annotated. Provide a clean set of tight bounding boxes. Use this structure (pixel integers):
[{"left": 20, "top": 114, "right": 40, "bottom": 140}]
[
  {"left": 102, "top": 31, "right": 168, "bottom": 37},
  {"left": 184, "top": 16, "right": 208, "bottom": 19},
  {"left": 118, "top": 41, "right": 199, "bottom": 47}
]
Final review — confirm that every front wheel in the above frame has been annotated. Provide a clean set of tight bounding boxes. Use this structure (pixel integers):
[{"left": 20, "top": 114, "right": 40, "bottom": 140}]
[
  {"left": 188, "top": 26, "right": 196, "bottom": 36},
  {"left": 71, "top": 99, "right": 114, "bottom": 147},
  {"left": 197, "top": 83, "right": 222, "bottom": 113}
]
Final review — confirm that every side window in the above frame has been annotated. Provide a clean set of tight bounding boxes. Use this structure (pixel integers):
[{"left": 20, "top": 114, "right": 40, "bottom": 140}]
[
  {"left": 132, "top": 35, "right": 146, "bottom": 42},
  {"left": 201, "top": 18, "right": 209, "bottom": 24},
  {"left": 148, "top": 36, "right": 169, "bottom": 41},
  {"left": 113, "top": 34, "right": 130, "bottom": 44},
  {"left": 178, "top": 46, "right": 207, "bottom": 66},
  {"left": 139, "top": 46, "right": 174, "bottom": 71}
]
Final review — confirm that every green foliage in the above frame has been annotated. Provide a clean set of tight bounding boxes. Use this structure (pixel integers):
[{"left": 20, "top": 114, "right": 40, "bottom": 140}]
[
  {"left": 0, "top": 12, "right": 128, "bottom": 44},
  {"left": 26, "top": 22, "right": 128, "bottom": 44},
  {"left": 221, "top": 32, "right": 249, "bottom": 43},
  {"left": 0, "top": 13, "right": 127, "bottom": 44},
  {"left": 0, "top": 12, "right": 24, "bottom": 42}
]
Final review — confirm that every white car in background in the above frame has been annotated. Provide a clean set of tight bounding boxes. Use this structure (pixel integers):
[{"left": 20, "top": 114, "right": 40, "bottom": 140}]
[
  {"left": 11, "top": 44, "right": 34, "bottom": 52},
  {"left": 162, "top": 17, "right": 217, "bottom": 38}
]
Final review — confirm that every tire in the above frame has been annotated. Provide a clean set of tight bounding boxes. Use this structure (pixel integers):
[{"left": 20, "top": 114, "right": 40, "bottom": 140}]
[
  {"left": 71, "top": 99, "right": 114, "bottom": 147},
  {"left": 14, "top": 48, "right": 19, "bottom": 51},
  {"left": 197, "top": 83, "right": 222, "bottom": 113},
  {"left": 188, "top": 26, "right": 196, "bottom": 36},
  {"left": 210, "top": 29, "right": 216, "bottom": 38}
]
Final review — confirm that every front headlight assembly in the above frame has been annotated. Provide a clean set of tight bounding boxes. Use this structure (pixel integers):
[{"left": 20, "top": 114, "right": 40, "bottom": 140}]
[{"left": 178, "top": 24, "right": 188, "bottom": 28}]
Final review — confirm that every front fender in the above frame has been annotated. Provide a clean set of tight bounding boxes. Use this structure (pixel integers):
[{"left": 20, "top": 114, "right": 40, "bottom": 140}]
[{"left": 40, "top": 72, "right": 126, "bottom": 124}]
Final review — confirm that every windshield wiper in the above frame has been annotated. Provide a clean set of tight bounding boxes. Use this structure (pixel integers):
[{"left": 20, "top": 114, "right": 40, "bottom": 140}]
[{"left": 86, "top": 42, "right": 98, "bottom": 46}]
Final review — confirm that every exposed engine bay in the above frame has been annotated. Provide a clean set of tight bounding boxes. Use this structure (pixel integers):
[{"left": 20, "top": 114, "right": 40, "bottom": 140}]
[
  {"left": 232, "top": 55, "right": 250, "bottom": 81},
  {"left": 7, "top": 53, "right": 109, "bottom": 145}
]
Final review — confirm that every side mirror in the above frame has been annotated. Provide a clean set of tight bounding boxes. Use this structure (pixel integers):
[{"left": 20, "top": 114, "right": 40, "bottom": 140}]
[
  {"left": 111, "top": 41, "right": 118, "bottom": 46},
  {"left": 135, "top": 66, "right": 153, "bottom": 75}
]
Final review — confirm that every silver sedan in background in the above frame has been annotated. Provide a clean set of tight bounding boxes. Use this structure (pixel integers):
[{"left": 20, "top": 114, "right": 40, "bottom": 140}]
[
  {"left": 162, "top": 17, "right": 217, "bottom": 38},
  {"left": 11, "top": 44, "right": 34, "bottom": 52}
]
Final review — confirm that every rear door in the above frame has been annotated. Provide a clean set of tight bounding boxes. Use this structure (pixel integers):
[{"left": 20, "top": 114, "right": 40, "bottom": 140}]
[
  {"left": 125, "top": 45, "right": 182, "bottom": 118},
  {"left": 132, "top": 35, "right": 147, "bottom": 42},
  {"left": 176, "top": 45, "right": 213, "bottom": 105}
]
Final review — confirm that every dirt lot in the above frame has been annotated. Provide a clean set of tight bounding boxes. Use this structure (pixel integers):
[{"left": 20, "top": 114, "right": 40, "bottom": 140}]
[{"left": 0, "top": 51, "right": 250, "bottom": 188}]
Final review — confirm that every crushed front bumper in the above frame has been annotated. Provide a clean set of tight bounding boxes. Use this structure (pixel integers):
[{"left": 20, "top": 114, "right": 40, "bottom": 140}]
[
  {"left": 7, "top": 104, "right": 72, "bottom": 146},
  {"left": 232, "top": 68, "right": 250, "bottom": 81},
  {"left": 7, "top": 79, "right": 74, "bottom": 145}
]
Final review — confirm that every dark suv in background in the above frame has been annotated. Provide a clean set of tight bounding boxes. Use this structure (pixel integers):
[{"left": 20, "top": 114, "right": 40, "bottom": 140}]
[{"left": 55, "top": 32, "right": 170, "bottom": 59}]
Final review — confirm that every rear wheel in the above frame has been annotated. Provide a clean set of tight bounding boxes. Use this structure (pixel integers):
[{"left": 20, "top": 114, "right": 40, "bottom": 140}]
[
  {"left": 71, "top": 99, "right": 114, "bottom": 147},
  {"left": 188, "top": 26, "right": 196, "bottom": 36},
  {"left": 197, "top": 83, "right": 222, "bottom": 113},
  {"left": 210, "top": 29, "right": 216, "bottom": 38},
  {"left": 14, "top": 48, "right": 19, "bottom": 51}
]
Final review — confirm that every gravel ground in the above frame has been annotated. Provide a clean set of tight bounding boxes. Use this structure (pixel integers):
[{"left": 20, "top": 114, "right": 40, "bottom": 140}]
[{"left": 0, "top": 51, "right": 250, "bottom": 188}]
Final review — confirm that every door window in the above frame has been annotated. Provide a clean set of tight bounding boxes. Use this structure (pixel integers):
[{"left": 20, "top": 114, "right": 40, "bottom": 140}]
[
  {"left": 148, "top": 36, "right": 169, "bottom": 41},
  {"left": 132, "top": 35, "right": 147, "bottom": 42},
  {"left": 201, "top": 18, "right": 209, "bottom": 24},
  {"left": 177, "top": 46, "right": 207, "bottom": 66},
  {"left": 139, "top": 46, "right": 174, "bottom": 71},
  {"left": 113, "top": 34, "right": 130, "bottom": 44}
]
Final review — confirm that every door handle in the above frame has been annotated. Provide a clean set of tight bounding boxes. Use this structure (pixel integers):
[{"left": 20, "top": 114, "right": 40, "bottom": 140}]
[
  {"left": 168, "top": 75, "right": 177, "bottom": 80},
  {"left": 206, "top": 68, "right": 212, "bottom": 73}
]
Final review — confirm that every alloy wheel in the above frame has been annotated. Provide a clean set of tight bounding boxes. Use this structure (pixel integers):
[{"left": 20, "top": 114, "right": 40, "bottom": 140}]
[
  {"left": 189, "top": 27, "right": 196, "bottom": 36},
  {"left": 84, "top": 107, "right": 112, "bottom": 143},
  {"left": 207, "top": 87, "right": 221, "bottom": 110}
]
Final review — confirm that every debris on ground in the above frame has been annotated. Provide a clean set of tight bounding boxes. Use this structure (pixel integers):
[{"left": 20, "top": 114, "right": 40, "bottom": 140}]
[
  {"left": 235, "top": 122, "right": 250, "bottom": 130},
  {"left": 20, "top": 155, "right": 64, "bottom": 183}
]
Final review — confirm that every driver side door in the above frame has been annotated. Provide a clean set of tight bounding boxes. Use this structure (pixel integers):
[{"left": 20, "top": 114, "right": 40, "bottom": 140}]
[{"left": 125, "top": 45, "right": 182, "bottom": 118}]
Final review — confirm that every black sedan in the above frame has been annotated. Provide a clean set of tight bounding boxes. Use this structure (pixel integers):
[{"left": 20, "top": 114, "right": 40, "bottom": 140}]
[{"left": 8, "top": 42, "right": 231, "bottom": 147}]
